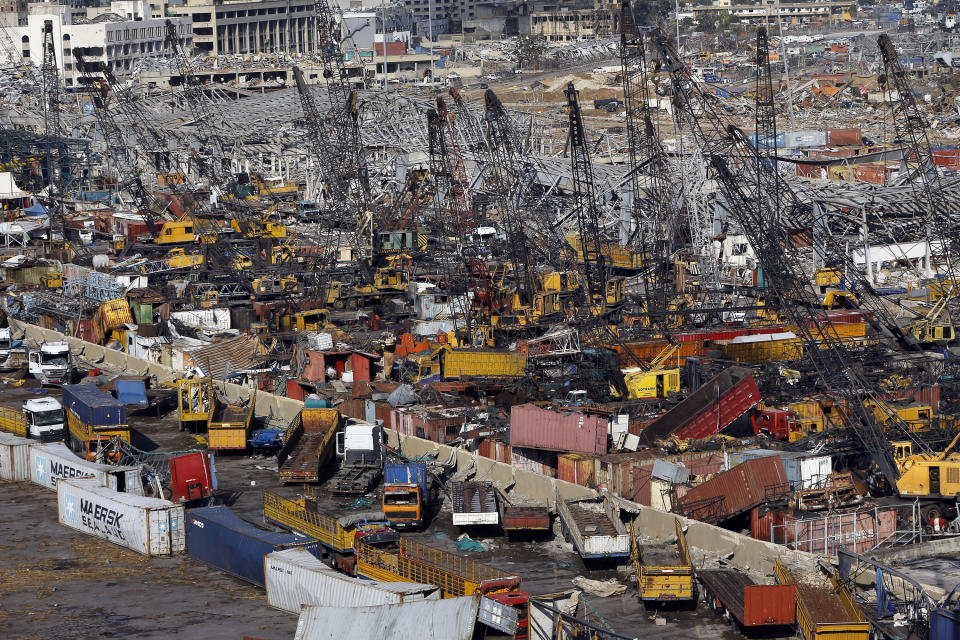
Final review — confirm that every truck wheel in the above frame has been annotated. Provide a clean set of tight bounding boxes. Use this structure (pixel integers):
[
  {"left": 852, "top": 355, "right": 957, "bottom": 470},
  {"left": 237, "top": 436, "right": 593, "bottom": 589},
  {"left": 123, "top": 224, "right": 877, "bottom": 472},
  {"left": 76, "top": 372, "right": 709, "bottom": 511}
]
[{"left": 922, "top": 505, "right": 943, "bottom": 524}]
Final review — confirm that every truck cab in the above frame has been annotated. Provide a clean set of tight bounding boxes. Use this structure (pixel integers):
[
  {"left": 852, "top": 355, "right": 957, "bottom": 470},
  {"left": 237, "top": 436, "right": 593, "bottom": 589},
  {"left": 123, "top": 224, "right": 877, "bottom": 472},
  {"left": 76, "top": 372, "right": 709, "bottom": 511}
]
[
  {"left": 28, "top": 342, "right": 72, "bottom": 385},
  {"left": 382, "top": 462, "right": 429, "bottom": 529},
  {"left": 0, "top": 326, "right": 12, "bottom": 361},
  {"left": 23, "top": 397, "right": 65, "bottom": 442}
]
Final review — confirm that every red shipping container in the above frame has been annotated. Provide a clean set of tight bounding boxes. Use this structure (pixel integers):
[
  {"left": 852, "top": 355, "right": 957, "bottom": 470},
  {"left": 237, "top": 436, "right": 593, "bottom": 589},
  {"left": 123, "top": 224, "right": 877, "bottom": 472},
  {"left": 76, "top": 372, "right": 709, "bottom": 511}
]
[
  {"left": 557, "top": 453, "right": 596, "bottom": 486},
  {"left": 169, "top": 452, "right": 212, "bottom": 502},
  {"left": 375, "top": 41, "right": 406, "bottom": 56},
  {"left": 854, "top": 164, "right": 886, "bottom": 185},
  {"left": 752, "top": 507, "right": 897, "bottom": 556},
  {"left": 510, "top": 404, "right": 607, "bottom": 455},
  {"left": 676, "top": 456, "right": 789, "bottom": 523},
  {"left": 825, "top": 128, "right": 862, "bottom": 146}
]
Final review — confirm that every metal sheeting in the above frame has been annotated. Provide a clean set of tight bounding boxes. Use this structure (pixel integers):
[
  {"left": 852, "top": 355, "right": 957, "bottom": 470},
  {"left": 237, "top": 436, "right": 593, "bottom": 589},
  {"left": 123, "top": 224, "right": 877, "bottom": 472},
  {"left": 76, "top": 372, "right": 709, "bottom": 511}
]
[
  {"left": 187, "top": 334, "right": 269, "bottom": 379},
  {"left": 265, "top": 548, "right": 441, "bottom": 614},
  {"left": 29, "top": 442, "right": 143, "bottom": 494},
  {"left": 57, "top": 477, "right": 185, "bottom": 556},
  {"left": 294, "top": 596, "right": 480, "bottom": 640},
  {"left": 0, "top": 431, "right": 31, "bottom": 481}
]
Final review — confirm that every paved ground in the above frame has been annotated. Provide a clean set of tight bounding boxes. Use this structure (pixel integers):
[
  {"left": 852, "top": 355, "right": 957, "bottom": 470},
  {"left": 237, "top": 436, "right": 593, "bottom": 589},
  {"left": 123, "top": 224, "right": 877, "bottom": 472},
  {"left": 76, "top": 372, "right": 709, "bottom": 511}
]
[{"left": 0, "top": 383, "right": 764, "bottom": 640}]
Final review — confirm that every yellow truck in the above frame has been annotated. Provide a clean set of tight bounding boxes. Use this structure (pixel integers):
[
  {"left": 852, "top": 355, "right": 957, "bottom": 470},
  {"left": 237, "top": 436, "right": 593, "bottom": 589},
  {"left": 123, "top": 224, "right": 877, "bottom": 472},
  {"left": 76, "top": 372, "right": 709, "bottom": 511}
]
[
  {"left": 178, "top": 378, "right": 213, "bottom": 432},
  {"left": 407, "top": 346, "right": 527, "bottom": 383},
  {"left": 279, "top": 309, "right": 329, "bottom": 333},
  {"left": 775, "top": 558, "right": 869, "bottom": 640},
  {"left": 207, "top": 393, "right": 256, "bottom": 451},
  {"left": 632, "top": 519, "right": 694, "bottom": 602},
  {"left": 356, "top": 537, "right": 520, "bottom": 598}
]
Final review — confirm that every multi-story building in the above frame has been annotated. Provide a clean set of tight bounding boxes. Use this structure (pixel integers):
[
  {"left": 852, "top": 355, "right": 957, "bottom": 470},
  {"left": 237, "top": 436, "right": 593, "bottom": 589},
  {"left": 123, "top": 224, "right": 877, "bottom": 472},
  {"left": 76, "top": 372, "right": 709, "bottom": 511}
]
[
  {"left": 169, "top": 0, "right": 317, "bottom": 56},
  {"left": 11, "top": 1, "right": 191, "bottom": 85},
  {"left": 529, "top": 0, "right": 611, "bottom": 41},
  {"left": 690, "top": 0, "right": 854, "bottom": 24}
]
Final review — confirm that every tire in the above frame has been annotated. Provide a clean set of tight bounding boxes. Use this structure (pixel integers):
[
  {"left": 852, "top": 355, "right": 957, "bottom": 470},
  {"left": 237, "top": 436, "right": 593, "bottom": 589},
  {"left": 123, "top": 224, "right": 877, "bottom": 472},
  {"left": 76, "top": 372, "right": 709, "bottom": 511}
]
[{"left": 922, "top": 504, "right": 943, "bottom": 524}]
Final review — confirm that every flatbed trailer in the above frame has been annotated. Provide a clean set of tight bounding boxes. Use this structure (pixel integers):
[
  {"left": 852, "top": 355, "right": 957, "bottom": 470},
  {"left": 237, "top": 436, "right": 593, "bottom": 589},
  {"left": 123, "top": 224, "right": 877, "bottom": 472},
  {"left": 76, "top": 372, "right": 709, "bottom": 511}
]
[
  {"left": 632, "top": 519, "right": 695, "bottom": 601},
  {"left": 556, "top": 493, "right": 629, "bottom": 559},
  {"left": 262, "top": 490, "right": 358, "bottom": 554},
  {"left": 276, "top": 408, "right": 340, "bottom": 483},
  {"left": 356, "top": 537, "right": 520, "bottom": 598},
  {"left": 451, "top": 480, "right": 499, "bottom": 526},
  {"left": 775, "top": 558, "right": 870, "bottom": 640},
  {"left": 207, "top": 394, "right": 256, "bottom": 451},
  {"left": 698, "top": 569, "right": 795, "bottom": 627}
]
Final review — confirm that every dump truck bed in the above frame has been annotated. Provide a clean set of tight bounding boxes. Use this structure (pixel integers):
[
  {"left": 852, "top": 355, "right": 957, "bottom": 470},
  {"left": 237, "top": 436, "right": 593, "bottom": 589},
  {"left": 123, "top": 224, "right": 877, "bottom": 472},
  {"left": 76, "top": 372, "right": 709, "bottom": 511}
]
[
  {"left": 775, "top": 558, "right": 869, "bottom": 640},
  {"left": 633, "top": 519, "right": 695, "bottom": 601},
  {"left": 501, "top": 506, "right": 551, "bottom": 532},
  {"left": 698, "top": 569, "right": 795, "bottom": 627},
  {"left": 556, "top": 496, "right": 629, "bottom": 559},
  {"left": 277, "top": 409, "right": 340, "bottom": 483},
  {"left": 451, "top": 481, "right": 499, "bottom": 526}
]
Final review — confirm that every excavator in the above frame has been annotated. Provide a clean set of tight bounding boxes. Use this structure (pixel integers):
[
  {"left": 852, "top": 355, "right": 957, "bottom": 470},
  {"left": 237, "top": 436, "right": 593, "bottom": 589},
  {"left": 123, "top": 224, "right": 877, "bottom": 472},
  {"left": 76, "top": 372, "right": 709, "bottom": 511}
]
[
  {"left": 907, "top": 290, "right": 956, "bottom": 343},
  {"left": 891, "top": 430, "right": 960, "bottom": 524},
  {"left": 614, "top": 343, "right": 682, "bottom": 400}
]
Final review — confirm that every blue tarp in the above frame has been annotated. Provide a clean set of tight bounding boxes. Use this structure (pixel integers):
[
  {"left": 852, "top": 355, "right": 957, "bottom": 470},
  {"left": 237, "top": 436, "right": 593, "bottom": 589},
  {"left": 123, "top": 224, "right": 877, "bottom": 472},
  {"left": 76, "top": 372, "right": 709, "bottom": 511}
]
[
  {"left": 115, "top": 379, "right": 148, "bottom": 406},
  {"left": 23, "top": 203, "right": 47, "bottom": 216}
]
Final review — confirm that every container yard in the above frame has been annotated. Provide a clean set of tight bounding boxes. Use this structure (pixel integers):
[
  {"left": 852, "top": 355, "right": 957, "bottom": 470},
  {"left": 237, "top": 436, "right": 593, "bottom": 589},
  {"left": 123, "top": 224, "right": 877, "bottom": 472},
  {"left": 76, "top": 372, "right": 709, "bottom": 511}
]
[{"left": 2, "top": 0, "right": 960, "bottom": 638}]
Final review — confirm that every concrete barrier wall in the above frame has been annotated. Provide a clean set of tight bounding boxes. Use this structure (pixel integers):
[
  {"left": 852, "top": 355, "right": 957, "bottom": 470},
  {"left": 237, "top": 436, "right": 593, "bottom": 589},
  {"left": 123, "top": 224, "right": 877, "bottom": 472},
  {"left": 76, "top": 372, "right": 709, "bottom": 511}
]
[{"left": 11, "top": 320, "right": 820, "bottom": 575}]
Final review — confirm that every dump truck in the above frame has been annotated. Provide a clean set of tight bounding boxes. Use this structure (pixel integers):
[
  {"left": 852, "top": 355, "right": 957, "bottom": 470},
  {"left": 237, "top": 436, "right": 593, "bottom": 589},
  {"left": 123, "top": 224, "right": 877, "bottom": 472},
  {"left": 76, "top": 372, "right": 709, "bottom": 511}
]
[
  {"left": 356, "top": 537, "right": 521, "bottom": 598},
  {"left": 177, "top": 378, "right": 213, "bottom": 432},
  {"left": 775, "top": 558, "right": 869, "bottom": 640},
  {"left": 27, "top": 341, "right": 73, "bottom": 385},
  {"left": 331, "top": 420, "right": 383, "bottom": 494},
  {"left": 277, "top": 408, "right": 341, "bottom": 484},
  {"left": 61, "top": 384, "right": 131, "bottom": 461},
  {"left": 407, "top": 346, "right": 527, "bottom": 383},
  {"left": 0, "top": 399, "right": 65, "bottom": 442},
  {"left": 262, "top": 490, "right": 397, "bottom": 575},
  {"left": 639, "top": 366, "right": 761, "bottom": 444},
  {"left": 556, "top": 494, "right": 630, "bottom": 560},
  {"left": 382, "top": 462, "right": 431, "bottom": 529},
  {"left": 451, "top": 480, "right": 499, "bottom": 527},
  {"left": 632, "top": 519, "right": 694, "bottom": 602},
  {"left": 207, "top": 393, "right": 256, "bottom": 451},
  {"left": 698, "top": 569, "right": 795, "bottom": 628}
]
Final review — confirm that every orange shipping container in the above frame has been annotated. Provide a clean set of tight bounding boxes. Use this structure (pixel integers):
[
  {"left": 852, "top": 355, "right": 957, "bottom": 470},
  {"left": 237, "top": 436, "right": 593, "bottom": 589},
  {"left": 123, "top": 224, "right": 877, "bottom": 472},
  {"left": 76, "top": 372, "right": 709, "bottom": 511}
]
[{"left": 558, "top": 453, "right": 597, "bottom": 487}]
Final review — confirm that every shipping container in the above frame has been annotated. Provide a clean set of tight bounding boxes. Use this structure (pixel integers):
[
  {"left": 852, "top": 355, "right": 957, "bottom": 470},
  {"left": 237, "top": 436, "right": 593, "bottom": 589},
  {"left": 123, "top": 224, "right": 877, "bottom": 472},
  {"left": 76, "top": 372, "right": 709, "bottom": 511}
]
[
  {"left": 640, "top": 366, "right": 761, "bottom": 444},
  {"left": 510, "top": 404, "right": 607, "bottom": 455},
  {"left": 556, "top": 495, "right": 629, "bottom": 559},
  {"left": 61, "top": 384, "right": 126, "bottom": 426},
  {"left": 442, "top": 349, "right": 527, "bottom": 380},
  {"left": 384, "top": 462, "right": 429, "bottom": 498},
  {"left": 0, "top": 431, "right": 31, "bottom": 481},
  {"left": 698, "top": 569, "right": 795, "bottom": 627},
  {"left": 265, "top": 547, "right": 441, "bottom": 614},
  {"left": 825, "top": 128, "right": 862, "bottom": 146},
  {"left": 752, "top": 506, "right": 897, "bottom": 556},
  {"left": 727, "top": 449, "right": 832, "bottom": 489},
  {"left": 374, "top": 41, "right": 407, "bottom": 56},
  {"left": 293, "top": 597, "right": 480, "bottom": 640},
  {"left": 187, "top": 505, "right": 320, "bottom": 588},
  {"left": 510, "top": 446, "right": 557, "bottom": 477},
  {"left": 930, "top": 597, "right": 960, "bottom": 640},
  {"left": 57, "top": 477, "right": 185, "bottom": 556},
  {"left": 675, "top": 456, "right": 789, "bottom": 524},
  {"left": 557, "top": 453, "right": 596, "bottom": 487},
  {"left": 29, "top": 442, "right": 143, "bottom": 494}
]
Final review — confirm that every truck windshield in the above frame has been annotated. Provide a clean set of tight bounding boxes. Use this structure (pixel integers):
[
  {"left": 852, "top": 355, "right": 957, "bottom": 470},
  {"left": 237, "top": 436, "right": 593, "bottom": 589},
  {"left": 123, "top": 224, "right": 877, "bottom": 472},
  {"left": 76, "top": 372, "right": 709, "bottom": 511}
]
[
  {"left": 41, "top": 354, "right": 68, "bottom": 366},
  {"left": 33, "top": 409, "right": 65, "bottom": 426},
  {"left": 384, "top": 492, "right": 418, "bottom": 506},
  {"left": 0, "top": 340, "right": 10, "bottom": 350}
]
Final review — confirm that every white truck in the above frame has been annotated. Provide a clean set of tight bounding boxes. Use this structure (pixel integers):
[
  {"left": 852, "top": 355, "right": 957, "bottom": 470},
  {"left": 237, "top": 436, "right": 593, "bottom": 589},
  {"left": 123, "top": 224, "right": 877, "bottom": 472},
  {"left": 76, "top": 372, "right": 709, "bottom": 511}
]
[
  {"left": 331, "top": 420, "right": 383, "bottom": 495},
  {"left": 0, "top": 398, "right": 66, "bottom": 442},
  {"left": 28, "top": 342, "right": 73, "bottom": 385}
]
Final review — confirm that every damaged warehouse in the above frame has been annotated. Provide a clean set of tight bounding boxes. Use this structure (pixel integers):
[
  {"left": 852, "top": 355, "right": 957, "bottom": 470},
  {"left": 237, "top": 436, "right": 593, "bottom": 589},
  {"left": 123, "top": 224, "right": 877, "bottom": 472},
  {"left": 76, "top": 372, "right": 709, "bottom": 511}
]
[{"left": 2, "top": 0, "right": 960, "bottom": 638}]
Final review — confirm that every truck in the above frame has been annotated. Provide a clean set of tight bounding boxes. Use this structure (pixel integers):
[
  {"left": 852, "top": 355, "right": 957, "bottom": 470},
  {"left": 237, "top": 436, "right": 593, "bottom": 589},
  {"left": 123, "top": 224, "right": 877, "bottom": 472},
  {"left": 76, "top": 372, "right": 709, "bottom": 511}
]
[
  {"left": 0, "top": 399, "right": 65, "bottom": 442},
  {"left": 28, "top": 341, "right": 73, "bottom": 385},
  {"left": 639, "top": 366, "right": 761, "bottom": 444},
  {"left": 382, "top": 461, "right": 431, "bottom": 529},
  {"left": 632, "top": 519, "right": 694, "bottom": 602},
  {"left": 331, "top": 420, "right": 383, "bottom": 494},
  {"left": 61, "top": 384, "right": 131, "bottom": 461},
  {"left": 698, "top": 569, "right": 795, "bottom": 628},
  {"left": 407, "top": 346, "right": 527, "bottom": 383},
  {"left": 356, "top": 537, "right": 521, "bottom": 598},
  {"left": 556, "top": 493, "right": 630, "bottom": 560},
  {"left": 774, "top": 558, "right": 869, "bottom": 640},
  {"left": 207, "top": 393, "right": 256, "bottom": 451},
  {"left": 277, "top": 408, "right": 341, "bottom": 483},
  {"left": 451, "top": 480, "right": 499, "bottom": 527},
  {"left": 262, "top": 490, "right": 397, "bottom": 575}
]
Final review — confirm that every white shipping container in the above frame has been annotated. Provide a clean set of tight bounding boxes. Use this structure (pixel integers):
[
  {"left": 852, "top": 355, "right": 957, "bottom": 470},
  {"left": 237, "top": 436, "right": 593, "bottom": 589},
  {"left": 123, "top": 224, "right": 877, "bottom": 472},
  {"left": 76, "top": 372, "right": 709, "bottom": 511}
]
[
  {"left": 0, "top": 432, "right": 31, "bottom": 481},
  {"left": 57, "top": 478, "right": 185, "bottom": 556},
  {"left": 265, "top": 548, "right": 440, "bottom": 614},
  {"left": 29, "top": 442, "right": 143, "bottom": 495},
  {"left": 797, "top": 454, "right": 832, "bottom": 489}
]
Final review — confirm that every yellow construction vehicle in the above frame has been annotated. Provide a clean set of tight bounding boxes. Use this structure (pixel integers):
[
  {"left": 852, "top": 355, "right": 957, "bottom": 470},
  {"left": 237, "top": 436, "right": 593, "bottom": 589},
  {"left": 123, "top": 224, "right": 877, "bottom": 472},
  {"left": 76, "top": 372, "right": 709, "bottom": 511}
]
[
  {"left": 908, "top": 291, "right": 956, "bottom": 343},
  {"left": 892, "top": 431, "right": 960, "bottom": 522},
  {"left": 252, "top": 275, "right": 301, "bottom": 298},
  {"left": 865, "top": 399, "right": 934, "bottom": 432},
  {"left": 249, "top": 174, "right": 300, "bottom": 197},
  {"left": 177, "top": 378, "right": 213, "bottom": 432},
  {"left": 280, "top": 309, "right": 329, "bottom": 332},
  {"left": 615, "top": 343, "right": 682, "bottom": 400},
  {"left": 40, "top": 271, "right": 63, "bottom": 289},
  {"left": 815, "top": 268, "right": 844, "bottom": 293},
  {"left": 323, "top": 268, "right": 410, "bottom": 309}
]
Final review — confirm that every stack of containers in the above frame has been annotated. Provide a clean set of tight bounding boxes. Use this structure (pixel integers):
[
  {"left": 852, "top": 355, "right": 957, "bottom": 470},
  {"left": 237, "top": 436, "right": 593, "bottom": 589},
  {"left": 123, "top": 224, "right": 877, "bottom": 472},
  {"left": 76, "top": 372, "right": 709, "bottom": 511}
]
[{"left": 29, "top": 442, "right": 143, "bottom": 494}]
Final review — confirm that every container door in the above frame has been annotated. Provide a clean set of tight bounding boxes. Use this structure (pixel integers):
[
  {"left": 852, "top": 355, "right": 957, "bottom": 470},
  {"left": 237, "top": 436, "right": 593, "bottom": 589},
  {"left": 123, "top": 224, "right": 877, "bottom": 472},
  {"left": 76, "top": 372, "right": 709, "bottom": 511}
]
[
  {"left": 106, "top": 474, "right": 118, "bottom": 492},
  {"left": 168, "top": 507, "right": 185, "bottom": 553},
  {"left": 148, "top": 509, "right": 171, "bottom": 556}
]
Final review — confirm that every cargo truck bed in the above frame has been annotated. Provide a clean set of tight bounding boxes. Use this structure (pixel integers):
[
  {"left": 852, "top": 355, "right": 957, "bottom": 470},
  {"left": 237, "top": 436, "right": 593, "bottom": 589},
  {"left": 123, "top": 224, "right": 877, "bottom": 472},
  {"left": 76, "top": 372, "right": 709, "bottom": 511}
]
[
  {"left": 279, "top": 432, "right": 325, "bottom": 481},
  {"left": 556, "top": 495, "right": 629, "bottom": 559},
  {"left": 698, "top": 569, "right": 795, "bottom": 627},
  {"left": 451, "top": 481, "right": 499, "bottom": 526},
  {"left": 501, "top": 506, "right": 551, "bottom": 532},
  {"left": 277, "top": 409, "right": 341, "bottom": 484},
  {"left": 774, "top": 558, "right": 869, "bottom": 640}
]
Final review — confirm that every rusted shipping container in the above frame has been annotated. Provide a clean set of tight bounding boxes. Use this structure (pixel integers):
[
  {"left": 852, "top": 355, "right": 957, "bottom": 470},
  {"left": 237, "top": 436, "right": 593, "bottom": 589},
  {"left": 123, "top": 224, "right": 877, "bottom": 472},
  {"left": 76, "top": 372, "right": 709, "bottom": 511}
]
[
  {"left": 699, "top": 569, "right": 796, "bottom": 627},
  {"left": 477, "top": 438, "right": 511, "bottom": 464},
  {"left": 639, "top": 367, "right": 761, "bottom": 443},
  {"left": 825, "top": 128, "right": 862, "bottom": 146},
  {"left": 675, "top": 456, "right": 789, "bottom": 524},
  {"left": 616, "top": 339, "right": 703, "bottom": 366},
  {"left": 510, "top": 446, "right": 557, "bottom": 477},
  {"left": 510, "top": 404, "right": 607, "bottom": 455},
  {"left": 501, "top": 506, "right": 550, "bottom": 532},
  {"left": 752, "top": 507, "right": 897, "bottom": 556},
  {"left": 557, "top": 453, "right": 596, "bottom": 487}
]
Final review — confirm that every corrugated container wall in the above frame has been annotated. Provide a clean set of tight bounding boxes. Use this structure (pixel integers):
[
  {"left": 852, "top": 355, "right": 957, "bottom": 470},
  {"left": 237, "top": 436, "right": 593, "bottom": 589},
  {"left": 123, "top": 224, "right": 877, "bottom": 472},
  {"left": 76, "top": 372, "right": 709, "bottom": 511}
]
[
  {"left": 187, "top": 505, "right": 320, "bottom": 588},
  {"left": 510, "top": 404, "right": 607, "bottom": 455},
  {"left": 265, "top": 548, "right": 441, "bottom": 614},
  {"left": 825, "top": 128, "right": 863, "bottom": 146},
  {"left": 752, "top": 507, "right": 897, "bottom": 556},
  {"left": 57, "top": 478, "right": 185, "bottom": 556},
  {"left": 30, "top": 442, "right": 143, "bottom": 494},
  {"left": 61, "top": 384, "right": 126, "bottom": 426},
  {"left": 0, "top": 431, "right": 31, "bottom": 481},
  {"left": 558, "top": 453, "right": 596, "bottom": 487},
  {"left": 677, "top": 456, "right": 789, "bottom": 521},
  {"left": 510, "top": 446, "right": 558, "bottom": 477}
]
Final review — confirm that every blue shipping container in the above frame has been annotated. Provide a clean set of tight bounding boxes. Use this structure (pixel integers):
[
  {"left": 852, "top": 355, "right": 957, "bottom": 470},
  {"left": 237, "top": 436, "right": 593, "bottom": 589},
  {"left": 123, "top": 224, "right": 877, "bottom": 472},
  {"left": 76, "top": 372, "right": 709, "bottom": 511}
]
[
  {"left": 384, "top": 462, "right": 429, "bottom": 500},
  {"left": 61, "top": 384, "right": 126, "bottom": 426},
  {"left": 187, "top": 506, "right": 320, "bottom": 588},
  {"left": 930, "top": 605, "right": 960, "bottom": 640}
]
